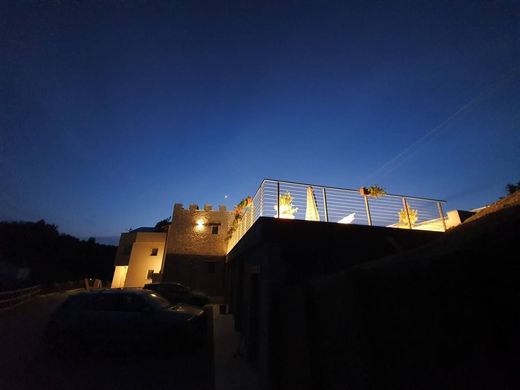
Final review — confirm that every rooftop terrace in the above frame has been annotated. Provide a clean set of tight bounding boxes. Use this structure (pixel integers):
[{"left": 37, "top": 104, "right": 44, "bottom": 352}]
[{"left": 227, "top": 179, "right": 447, "bottom": 253}]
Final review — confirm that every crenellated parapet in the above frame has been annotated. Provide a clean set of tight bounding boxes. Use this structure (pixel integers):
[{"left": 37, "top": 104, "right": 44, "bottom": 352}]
[
  {"left": 168, "top": 202, "right": 234, "bottom": 256},
  {"left": 173, "top": 203, "right": 227, "bottom": 213}
]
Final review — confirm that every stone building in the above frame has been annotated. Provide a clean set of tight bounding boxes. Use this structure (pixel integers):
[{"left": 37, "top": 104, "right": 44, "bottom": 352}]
[{"left": 111, "top": 203, "right": 233, "bottom": 297}]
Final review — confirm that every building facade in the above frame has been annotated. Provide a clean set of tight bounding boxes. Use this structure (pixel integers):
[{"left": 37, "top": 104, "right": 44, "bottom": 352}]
[
  {"left": 111, "top": 228, "right": 166, "bottom": 288},
  {"left": 111, "top": 203, "right": 233, "bottom": 297}
]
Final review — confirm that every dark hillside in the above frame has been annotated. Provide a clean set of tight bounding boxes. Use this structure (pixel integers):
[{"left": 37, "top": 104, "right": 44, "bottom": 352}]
[{"left": 0, "top": 220, "right": 116, "bottom": 285}]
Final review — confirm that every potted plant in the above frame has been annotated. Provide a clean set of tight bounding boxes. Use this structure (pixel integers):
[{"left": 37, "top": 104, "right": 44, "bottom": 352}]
[
  {"left": 360, "top": 185, "right": 386, "bottom": 197},
  {"left": 399, "top": 207, "right": 418, "bottom": 227},
  {"left": 359, "top": 187, "right": 370, "bottom": 196},
  {"left": 227, "top": 196, "right": 253, "bottom": 238},
  {"left": 274, "top": 191, "right": 298, "bottom": 219}
]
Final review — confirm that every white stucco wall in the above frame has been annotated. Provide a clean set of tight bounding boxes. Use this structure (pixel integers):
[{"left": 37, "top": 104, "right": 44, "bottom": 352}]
[
  {"left": 111, "top": 265, "right": 128, "bottom": 288},
  {"left": 123, "top": 232, "right": 167, "bottom": 288}
]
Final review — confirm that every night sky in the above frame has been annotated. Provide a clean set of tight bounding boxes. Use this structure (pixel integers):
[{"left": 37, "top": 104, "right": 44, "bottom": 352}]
[{"left": 1, "top": 1, "right": 519, "bottom": 244}]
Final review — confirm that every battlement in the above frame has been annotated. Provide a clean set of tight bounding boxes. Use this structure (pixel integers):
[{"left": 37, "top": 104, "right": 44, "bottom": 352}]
[
  {"left": 168, "top": 202, "right": 234, "bottom": 257},
  {"left": 174, "top": 203, "right": 228, "bottom": 213}
]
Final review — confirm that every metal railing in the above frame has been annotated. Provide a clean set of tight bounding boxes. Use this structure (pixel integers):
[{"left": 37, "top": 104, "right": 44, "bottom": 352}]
[
  {"left": 0, "top": 285, "right": 41, "bottom": 311},
  {"left": 227, "top": 179, "right": 447, "bottom": 253}
]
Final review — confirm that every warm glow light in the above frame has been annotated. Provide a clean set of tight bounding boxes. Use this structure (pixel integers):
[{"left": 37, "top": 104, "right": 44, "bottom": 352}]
[{"left": 196, "top": 219, "right": 205, "bottom": 231}]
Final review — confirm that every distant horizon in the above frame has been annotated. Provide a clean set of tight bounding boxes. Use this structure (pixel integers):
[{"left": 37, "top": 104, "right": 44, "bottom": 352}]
[{"left": 1, "top": 184, "right": 513, "bottom": 247}]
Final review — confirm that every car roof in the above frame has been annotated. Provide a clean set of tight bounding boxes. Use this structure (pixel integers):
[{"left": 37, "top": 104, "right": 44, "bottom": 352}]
[
  {"left": 70, "top": 288, "right": 155, "bottom": 297},
  {"left": 145, "top": 282, "right": 185, "bottom": 286},
  {"left": 105, "top": 288, "right": 156, "bottom": 295}
]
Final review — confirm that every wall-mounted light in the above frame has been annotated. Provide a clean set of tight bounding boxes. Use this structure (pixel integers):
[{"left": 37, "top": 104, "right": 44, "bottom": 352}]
[{"left": 196, "top": 219, "right": 205, "bottom": 231}]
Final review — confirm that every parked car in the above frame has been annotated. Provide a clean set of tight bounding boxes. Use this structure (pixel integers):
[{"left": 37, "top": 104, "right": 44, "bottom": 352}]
[
  {"left": 45, "top": 288, "right": 206, "bottom": 354},
  {"left": 143, "top": 282, "right": 209, "bottom": 307}
]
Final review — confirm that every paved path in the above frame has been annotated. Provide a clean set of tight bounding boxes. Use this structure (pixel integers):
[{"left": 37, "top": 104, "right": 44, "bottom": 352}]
[
  {"left": 0, "top": 291, "right": 214, "bottom": 390},
  {"left": 212, "top": 308, "right": 261, "bottom": 390}
]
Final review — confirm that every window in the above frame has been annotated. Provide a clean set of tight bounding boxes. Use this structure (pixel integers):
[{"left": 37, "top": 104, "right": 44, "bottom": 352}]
[
  {"left": 89, "top": 295, "right": 123, "bottom": 311},
  {"left": 150, "top": 248, "right": 158, "bottom": 256},
  {"left": 119, "top": 295, "right": 149, "bottom": 312},
  {"left": 207, "top": 262, "right": 216, "bottom": 274},
  {"left": 211, "top": 225, "right": 219, "bottom": 235},
  {"left": 147, "top": 269, "right": 154, "bottom": 279},
  {"left": 89, "top": 294, "right": 149, "bottom": 312}
]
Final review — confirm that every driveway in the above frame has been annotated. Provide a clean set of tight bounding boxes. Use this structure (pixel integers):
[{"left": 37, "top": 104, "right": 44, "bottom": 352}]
[{"left": 0, "top": 290, "right": 214, "bottom": 390}]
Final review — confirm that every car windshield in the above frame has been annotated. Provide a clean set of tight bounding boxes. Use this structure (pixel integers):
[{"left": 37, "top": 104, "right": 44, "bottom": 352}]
[{"left": 146, "top": 292, "right": 172, "bottom": 309}]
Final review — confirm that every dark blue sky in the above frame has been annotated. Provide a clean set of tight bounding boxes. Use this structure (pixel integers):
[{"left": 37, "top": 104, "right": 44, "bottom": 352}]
[{"left": 1, "top": 1, "right": 519, "bottom": 243}]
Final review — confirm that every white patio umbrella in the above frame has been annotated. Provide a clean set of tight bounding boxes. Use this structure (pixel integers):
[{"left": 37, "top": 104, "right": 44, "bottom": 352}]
[
  {"left": 305, "top": 186, "right": 320, "bottom": 221},
  {"left": 338, "top": 212, "right": 356, "bottom": 224}
]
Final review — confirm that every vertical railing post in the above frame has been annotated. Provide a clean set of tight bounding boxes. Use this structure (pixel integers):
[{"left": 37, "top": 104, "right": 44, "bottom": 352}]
[
  {"left": 322, "top": 187, "right": 329, "bottom": 222},
  {"left": 364, "top": 195, "right": 372, "bottom": 226},
  {"left": 260, "top": 182, "right": 264, "bottom": 217},
  {"left": 276, "top": 181, "right": 280, "bottom": 218},
  {"left": 437, "top": 201, "right": 447, "bottom": 232},
  {"left": 402, "top": 197, "right": 412, "bottom": 229}
]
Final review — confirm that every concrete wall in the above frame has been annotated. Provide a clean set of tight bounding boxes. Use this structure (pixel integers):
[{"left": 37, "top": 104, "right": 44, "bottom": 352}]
[
  {"left": 124, "top": 232, "right": 166, "bottom": 288},
  {"left": 446, "top": 209, "right": 476, "bottom": 229},
  {"left": 111, "top": 265, "right": 128, "bottom": 288},
  {"left": 283, "top": 243, "right": 519, "bottom": 389},
  {"left": 226, "top": 217, "right": 443, "bottom": 389},
  {"left": 113, "top": 232, "right": 137, "bottom": 266},
  {"left": 230, "top": 205, "right": 520, "bottom": 389}
]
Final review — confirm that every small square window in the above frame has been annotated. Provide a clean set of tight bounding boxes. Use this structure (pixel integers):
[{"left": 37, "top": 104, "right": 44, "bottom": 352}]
[
  {"left": 211, "top": 225, "right": 219, "bottom": 235},
  {"left": 207, "top": 262, "right": 216, "bottom": 274},
  {"left": 150, "top": 248, "right": 158, "bottom": 256},
  {"left": 147, "top": 269, "right": 154, "bottom": 279}
]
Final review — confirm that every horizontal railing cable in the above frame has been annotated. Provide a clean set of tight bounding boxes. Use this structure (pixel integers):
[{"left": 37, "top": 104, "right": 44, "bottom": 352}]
[{"left": 227, "top": 179, "right": 447, "bottom": 252}]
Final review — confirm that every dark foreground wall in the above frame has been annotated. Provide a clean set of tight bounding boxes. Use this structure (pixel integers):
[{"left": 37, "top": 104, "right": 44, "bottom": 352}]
[
  {"left": 226, "top": 217, "right": 442, "bottom": 389},
  {"left": 162, "top": 254, "right": 225, "bottom": 296},
  {"left": 280, "top": 249, "right": 519, "bottom": 390},
  {"left": 278, "top": 205, "right": 520, "bottom": 390}
]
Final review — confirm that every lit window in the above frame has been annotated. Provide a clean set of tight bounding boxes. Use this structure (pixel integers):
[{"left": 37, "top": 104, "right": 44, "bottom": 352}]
[{"left": 150, "top": 248, "right": 158, "bottom": 256}]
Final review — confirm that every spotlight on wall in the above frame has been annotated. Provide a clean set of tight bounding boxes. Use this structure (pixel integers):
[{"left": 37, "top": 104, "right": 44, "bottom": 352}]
[{"left": 196, "top": 219, "right": 205, "bottom": 231}]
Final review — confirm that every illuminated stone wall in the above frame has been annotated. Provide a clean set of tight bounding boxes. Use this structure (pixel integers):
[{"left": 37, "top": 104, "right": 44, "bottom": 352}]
[
  {"left": 165, "top": 203, "right": 234, "bottom": 256},
  {"left": 161, "top": 203, "right": 234, "bottom": 295},
  {"left": 111, "top": 203, "right": 234, "bottom": 293}
]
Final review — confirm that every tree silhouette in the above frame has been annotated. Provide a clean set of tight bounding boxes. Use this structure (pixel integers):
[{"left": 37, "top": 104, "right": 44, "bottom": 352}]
[
  {"left": 154, "top": 217, "right": 171, "bottom": 231},
  {"left": 506, "top": 180, "right": 520, "bottom": 195},
  {"left": 0, "top": 220, "right": 116, "bottom": 283}
]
